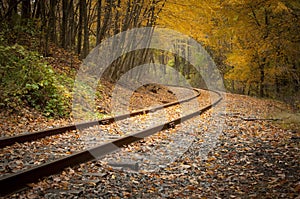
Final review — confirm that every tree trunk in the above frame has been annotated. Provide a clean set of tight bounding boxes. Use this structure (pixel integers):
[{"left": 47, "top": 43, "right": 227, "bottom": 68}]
[
  {"left": 0, "top": 1, "right": 4, "bottom": 19},
  {"left": 114, "top": 0, "right": 121, "bottom": 35},
  {"left": 39, "top": 0, "right": 48, "bottom": 56},
  {"left": 259, "top": 63, "right": 265, "bottom": 97},
  {"left": 293, "top": 63, "right": 299, "bottom": 92},
  {"left": 96, "top": 0, "right": 102, "bottom": 45},
  {"left": 68, "top": 0, "right": 75, "bottom": 50},
  {"left": 77, "top": 0, "right": 83, "bottom": 55},
  {"left": 98, "top": 0, "right": 112, "bottom": 43},
  {"left": 61, "top": 0, "right": 68, "bottom": 49},
  {"left": 82, "top": 0, "right": 89, "bottom": 58},
  {"left": 32, "top": 0, "right": 39, "bottom": 18},
  {"left": 21, "top": 0, "right": 31, "bottom": 20},
  {"left": 49, "top": 0, "right": 57, "bottom": 43}
]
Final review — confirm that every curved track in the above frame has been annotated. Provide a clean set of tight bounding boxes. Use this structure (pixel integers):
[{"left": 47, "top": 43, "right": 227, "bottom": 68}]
[
  {"left": 0, "top": 87, "right": 199, "bottom": 148},
  {"left": 0, "top": 87, "right": 222, "bottom": 197}
]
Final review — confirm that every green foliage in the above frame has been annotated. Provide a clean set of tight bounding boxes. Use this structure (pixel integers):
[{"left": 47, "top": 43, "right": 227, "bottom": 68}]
[
  {"left": 0, "top": 43, "right": 70, "bottom": 117},
  {"left": 13, "top": 19, "right": 39, "bottom": 36}
]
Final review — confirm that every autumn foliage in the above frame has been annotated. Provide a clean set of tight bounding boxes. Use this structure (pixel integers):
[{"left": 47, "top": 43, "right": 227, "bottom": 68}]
[
  {"left": 158, "top": 0, "right": 300, "bottom": 106},
  {"left": 0, "top": 0, "right": 299, "bottom": 115}
]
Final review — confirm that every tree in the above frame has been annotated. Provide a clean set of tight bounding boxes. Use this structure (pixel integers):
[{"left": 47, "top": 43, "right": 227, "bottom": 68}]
[
  {"left": 96, "top": 0, "right": 102, "bottom": 45},
  {"left": 0, "top": 0, "right": 167, "bottom": 61},
  {"left": 48, "top": 0, "right": 57, "bottom": 44},
  {"left": 82, "top": 0, "right": 89, "bottom": 58},
  {"left": 157, "top": 0, "right": 300, "bottom": 101},
  {"left": 21, "top": 0, "right": 30, "bottom": 20},
  {"left": 60, "top": 0, "right": 68, "bottom": 48}
]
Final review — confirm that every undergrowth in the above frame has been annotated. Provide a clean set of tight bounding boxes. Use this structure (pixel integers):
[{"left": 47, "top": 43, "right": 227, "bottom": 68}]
[{"left": 0, "top": 36, "right": 72, "bottom": 117}]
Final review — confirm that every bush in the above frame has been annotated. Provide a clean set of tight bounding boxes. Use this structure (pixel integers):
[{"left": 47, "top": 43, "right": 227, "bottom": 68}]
[{"left": 0, "top": 44, "right": 69, "bottom": 117}]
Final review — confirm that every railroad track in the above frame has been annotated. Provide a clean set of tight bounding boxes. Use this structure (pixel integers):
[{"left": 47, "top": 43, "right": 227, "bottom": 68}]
[
  {"left": 0, "top": 86, "right": 222, "bottom": 197},
  {"left": 0, "top": 86, "right": 199, "bottom": 148},
  {"left": 0, "top": 86, "right": 197, "bottom": 175}
]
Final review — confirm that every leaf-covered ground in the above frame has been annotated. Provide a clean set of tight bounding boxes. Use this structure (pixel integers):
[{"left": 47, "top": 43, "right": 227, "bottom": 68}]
[
  {"left": 95, "top": 93, "right": 299, "bottom": 198},
  {"left": 86, "top": 93, "right": 299, "bottom": 198},
  {"left": 10, "top": 91, "right": 300, "bottom": 199},
  {"left": 0, "top": 80, "right": 177, "bottom": 137}
]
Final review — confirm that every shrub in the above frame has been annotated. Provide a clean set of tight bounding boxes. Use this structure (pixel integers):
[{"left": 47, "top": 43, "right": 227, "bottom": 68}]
[{"left": 0, "top": 44, "right": 69, "bottom": 117}]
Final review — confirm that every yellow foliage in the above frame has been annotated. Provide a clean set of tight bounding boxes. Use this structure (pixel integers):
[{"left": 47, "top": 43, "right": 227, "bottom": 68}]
[{"left": 157, "top": 0, "right": 300, "bottom": 96}]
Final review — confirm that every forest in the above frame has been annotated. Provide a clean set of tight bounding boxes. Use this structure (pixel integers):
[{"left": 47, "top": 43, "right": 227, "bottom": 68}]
[
  {"left": 0, "top": 1, "right": 300, "bottom": 198},
  {"left": 0, "top": 0, "right": 299, "bottom": 116}
]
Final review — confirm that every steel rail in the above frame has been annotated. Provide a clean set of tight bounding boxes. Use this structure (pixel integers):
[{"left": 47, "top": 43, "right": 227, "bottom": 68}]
[
  {"left": 0, "top": 89, "right": 222, "bottom": 197},
  {"left": 0, "top": 87, "right": 200, "bottom": 148}
]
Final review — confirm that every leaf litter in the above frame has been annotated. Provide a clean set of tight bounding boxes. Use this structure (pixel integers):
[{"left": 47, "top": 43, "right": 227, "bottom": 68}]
[{"left": 6, "top": 92, "right": 300, "bottom": 198}]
